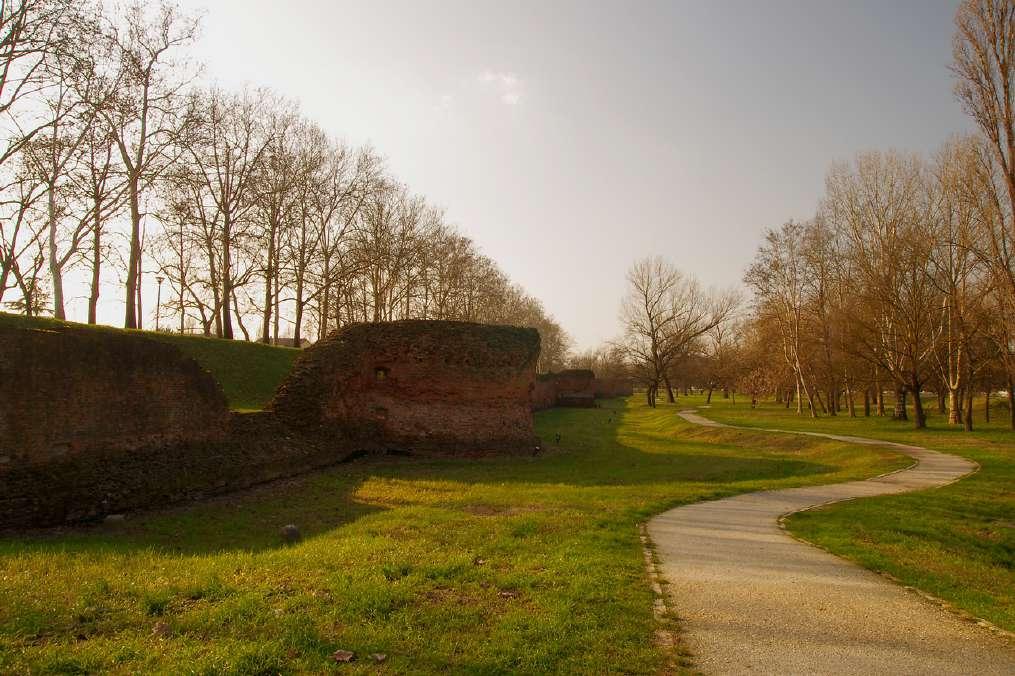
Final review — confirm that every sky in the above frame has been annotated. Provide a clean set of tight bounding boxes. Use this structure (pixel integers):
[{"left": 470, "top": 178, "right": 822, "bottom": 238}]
[{"left": 90, "top": 0, "right": 973, "bottom": 349}]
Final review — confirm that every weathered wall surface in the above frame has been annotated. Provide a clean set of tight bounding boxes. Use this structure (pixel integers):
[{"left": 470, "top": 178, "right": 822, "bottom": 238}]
[
  {"left": 0, "top": 323, "right": 282, "bottom": 528},
  {"left": 273, "top": 321, "right": 541, "bottom": 454},
  {"left": 532, "top": 375, "right": 558, "bottom": 411},
  {"left": 593, "top": 377, "right": 635, "bottom": 399},
  {"left": 531, "top": 370, "right": 634, "bottom": 410},
  {"left": 551, "top": 369, "right": 596, "bottom": 398},
  {"left": 0, "top": 324, "right": 229, "bottom": 468},
  {"left": 0, "top": 413, "right": 358, "bottom": 529},
  {"left": 0, "top": 319, "right": 543, "bottom": 528}
]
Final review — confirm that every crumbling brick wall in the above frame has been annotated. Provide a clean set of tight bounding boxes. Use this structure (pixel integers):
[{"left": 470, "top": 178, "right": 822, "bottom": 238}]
[
  {"left": 551, "top": 369, "right": 596, "bottom": 397},
  {"left": 531, "top": 370, "right": 634, "bottom": 410},
  {"left": 532, "top": 374, "right": 558, "bottom": 411},
  {"left": 593, "top": 377, "right": 634, "bottom": 398},
  {"left": 272, "top": 321, "right": 541, "bottom": 454},
  {"left": 0, "top": 323, "right": 229, "bottom": 468},
  {"left": 0, "top": 412, "right": 356, "bottom": 529}
]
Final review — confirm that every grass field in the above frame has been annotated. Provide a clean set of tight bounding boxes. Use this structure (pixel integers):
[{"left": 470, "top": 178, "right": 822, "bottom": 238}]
[
  {"left": 0, "top": 313, "right": 297, "bottom": 411},
  {"left": 0, "top": 399, "right": 907, "bottom": 674},
  {"left": 689, "top": 393, "right": 1015, "bottom": 633}
]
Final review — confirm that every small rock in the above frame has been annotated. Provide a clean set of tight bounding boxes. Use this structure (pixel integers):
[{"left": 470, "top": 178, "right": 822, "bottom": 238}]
[
  {"left": 280, "top": 524, "right": 301, "bottom": 543},
  {"left": 331, "top": 649, "right": 355, "bottom": 663},
  {"left": 473, "top": 557, "right": 486, "bottom": 566},
  {"left": 369, "top": 653, "right": 387, "bottom": 663},
  {"left": 152, "top": 621, "right": 171, "bottom": 638},
  {"left": 498, "top": 590, "right": 518, "bottom": 599}
]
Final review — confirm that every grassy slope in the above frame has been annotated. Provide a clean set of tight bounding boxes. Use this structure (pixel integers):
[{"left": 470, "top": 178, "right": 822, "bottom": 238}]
[
  {"left": 0, "top": 400, "right": 907, "bottom": 674},
  {"left": 692, "top": 393, "right": 1015, "bottom": 633},
  {"left": 0, "top": 313, "right": 297, "bottom": 411}
]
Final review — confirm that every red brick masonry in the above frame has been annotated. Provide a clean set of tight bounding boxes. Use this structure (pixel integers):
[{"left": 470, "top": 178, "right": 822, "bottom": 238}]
[{"left": 272, "top": 320, "right": 542, "bottom": 455}]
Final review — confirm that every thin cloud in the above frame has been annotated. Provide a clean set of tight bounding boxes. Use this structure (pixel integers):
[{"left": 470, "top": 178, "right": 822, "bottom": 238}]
[
  {"left": 478, "top": 69, "right": 523, "bottom": 105},
  {"left": 434, "top": 93, "right": 454, "bottom": 111}
]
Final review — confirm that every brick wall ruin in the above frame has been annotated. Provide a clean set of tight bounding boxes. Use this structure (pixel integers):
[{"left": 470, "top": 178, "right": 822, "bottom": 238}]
[
  {"left": 532, "top": 374, "right": 559, "bottom": 410},
  {"left": 531, "top": 370, "right": 634, "bottom": 410},
  {"left": 0, "top": 323, "right": 229, "bottom": 467},
  {"left": 0, "top": 318, "right": 544, "bottom": 529},
  {"left": 0, "top": 412, "right": 354, "bottom": 529},
  {"left": 272, "top": 321, "right": 541, "bottom": 454},
  {"left": 593, "top": 377, "right": 635, "bottom": 399}
]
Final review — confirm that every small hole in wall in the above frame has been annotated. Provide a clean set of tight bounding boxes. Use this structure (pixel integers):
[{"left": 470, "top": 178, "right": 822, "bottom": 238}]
[{"left": 375, "top": 366, "right": 389, "bottom": 381}]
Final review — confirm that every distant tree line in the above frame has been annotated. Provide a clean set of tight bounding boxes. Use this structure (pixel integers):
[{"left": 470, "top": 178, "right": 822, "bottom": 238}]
[
  {"left": 614, "top": 0, "right": 1015, "bottom": 430},
  {"left": 0, "top": 0, "right": 570, "bottom": 370}
]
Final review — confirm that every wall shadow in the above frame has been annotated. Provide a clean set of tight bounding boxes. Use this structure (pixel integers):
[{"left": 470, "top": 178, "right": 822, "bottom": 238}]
[{"left": 0, "top": 397, "right": 837, "bottom": 558}]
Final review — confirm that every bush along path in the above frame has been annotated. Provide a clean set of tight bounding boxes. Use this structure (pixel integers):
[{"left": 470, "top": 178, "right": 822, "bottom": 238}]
[{"left": 649, "top": 409, "right": 1015, "bottom": 675}]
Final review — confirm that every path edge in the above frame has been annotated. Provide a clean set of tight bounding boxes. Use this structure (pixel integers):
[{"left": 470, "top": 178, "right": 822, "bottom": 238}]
[{"left": 677, "top": 407, "right": 1011, "bottom": 644}]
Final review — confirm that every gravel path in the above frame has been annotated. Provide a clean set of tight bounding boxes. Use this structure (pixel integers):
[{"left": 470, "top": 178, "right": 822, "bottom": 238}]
[{"left": 647, "top": 410, "right": 1015, "bottom": 675}]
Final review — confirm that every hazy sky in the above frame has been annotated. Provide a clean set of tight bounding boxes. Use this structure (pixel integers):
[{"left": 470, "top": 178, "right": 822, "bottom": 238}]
[{"left": 154, "top": 0, "right": 970, "bottom": 349}]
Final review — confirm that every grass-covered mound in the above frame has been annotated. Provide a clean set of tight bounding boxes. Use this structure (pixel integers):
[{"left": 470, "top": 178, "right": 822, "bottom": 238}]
[
  {"left": 696, "top": 394, "right": 1015, "bottom": 633},
  {"left": 0, "top": 398, "right": 905, "bottom": 673},
  {"left": 0, "top": 314, "right": 297, "bottom": 411}
]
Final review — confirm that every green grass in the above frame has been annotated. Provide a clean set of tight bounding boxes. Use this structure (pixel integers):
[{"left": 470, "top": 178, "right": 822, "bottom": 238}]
[
  {"left": 0, "top": 313, "right": 297, "bottom": 411},
  {"left": 689, "top": 392, "right": 1015, "bottom": 633},
  {"left": 0, "top": 399, "right": 907, "bottom": 674}
]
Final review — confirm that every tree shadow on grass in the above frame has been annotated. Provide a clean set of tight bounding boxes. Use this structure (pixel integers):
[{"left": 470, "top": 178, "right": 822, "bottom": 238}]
[{"left": 0, "top": 398, "right": 838, "bottom": 558}]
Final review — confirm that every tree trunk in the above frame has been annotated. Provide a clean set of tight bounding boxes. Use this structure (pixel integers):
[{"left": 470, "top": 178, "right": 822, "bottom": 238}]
[
  {"left": 913, "top": 387, "right": 929, "bottom": 424},
  {"left": 1008, "top": 376, "right": 1015, "bottom": 431},
  {"left": 221, "top": 217, "right": 233, "bottom": 339},
  {"left": 863, "top": 389, "right": 871, "bottom": 417},
  {"left": 273, "top": 271, "right": 280, "bottom": 342},
  {"left": 124, "top": 178, "right": 141, "bottom": 329},
  {"left": 293, "top": 280, "right": 304, "bottom": 346},
  {"left": 911, "top": 382, "right": 926, "bottom": 429},
  {"left": 964, "top": 387, "right": 974, "bottom": 432},
  {"left": 893, "top": 386, "right": 908, "bottom": 421},
  {"left": 135, "top": 254, "right": 143, "bottom": 329},
  {"left": 47, "top": 186, "right": 66, "bottom": 320},
  {"left": 937, "top": 389, "right": 946, "bottom": 414},
  {"left": 88, "top": 202, "right": 101, "bottom": 324},
  {"left": 260, "top": 224, "right": 276, "bottom": 343},
  {"left": 664, "top": 376, "right": 675, "bottom": 403},
  {"left": 948, "top": 390, "right": 961, "bottom": 425}
]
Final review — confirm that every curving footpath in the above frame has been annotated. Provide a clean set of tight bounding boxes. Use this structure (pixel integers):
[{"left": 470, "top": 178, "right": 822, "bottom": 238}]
[{"left": 647, "top": 410, "right": 1015, "bottom": 675}]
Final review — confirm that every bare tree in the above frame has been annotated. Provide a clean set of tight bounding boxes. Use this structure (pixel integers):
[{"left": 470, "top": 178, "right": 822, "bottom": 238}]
[
  {"left": 619, "top": 256, "right": 737, "bottom": 407},
  {"left": 99, "top": 1, "right": 197, "bottom": 328}
]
